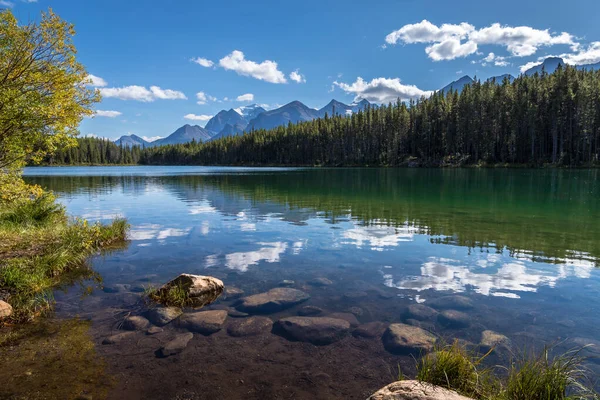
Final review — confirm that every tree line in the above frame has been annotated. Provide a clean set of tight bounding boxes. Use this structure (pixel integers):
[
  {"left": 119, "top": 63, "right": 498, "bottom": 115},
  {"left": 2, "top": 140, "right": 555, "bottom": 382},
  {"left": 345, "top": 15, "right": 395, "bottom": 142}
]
[{"left": 46, "top": 65, "right": 600, "bottom": 167}]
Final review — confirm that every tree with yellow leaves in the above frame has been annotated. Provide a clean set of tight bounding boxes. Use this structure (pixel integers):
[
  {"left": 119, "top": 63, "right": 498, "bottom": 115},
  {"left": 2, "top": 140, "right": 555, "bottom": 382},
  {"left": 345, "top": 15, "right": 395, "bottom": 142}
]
[{"left": 0, "top": 8, "right": 99, "bottom": 171}]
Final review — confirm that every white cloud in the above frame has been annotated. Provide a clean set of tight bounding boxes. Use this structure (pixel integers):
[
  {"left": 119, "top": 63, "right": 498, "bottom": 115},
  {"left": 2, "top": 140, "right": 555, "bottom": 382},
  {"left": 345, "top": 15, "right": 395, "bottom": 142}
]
[
  {"left": 196, "top": 91, "right": 216, "bottom": 105},
  {"left": 95, "top": 110, "right": 122, "bottom": 118},
  {"left": 236, "top": 93, "right": 254, "bottom": 102},
  {"left": 386, "top": 20, "right": 577, "bottom": 61},
  {"left": 561, "top": 42, "right": 600, "bottom": 65},
  {"left": 184, "top": 114, "right": 213, "bottom": 121},
  {"left": 0, "top": 1, "right": 14, "bottom": 7},
  {"left": 289, "top": 69, "right": 306, "bottom": 83},
  {"left": 334, "top": 77, "right": 433, "bottom": 103},
  {"left": 519, "top": 60, "right": 544, "bottom": 73},
  {"left": 87, "top": 74, "right": 107, "bottom": 87},
  {"left": 100, "top": 85, "right": 187, "bottom": 102},
  {"left": 225, "top": 242, "right": 288, "bottom": 272},
  {"left": 219, "top": 50, "right": 287, "bottom": 84},
  {"left": 191, "top": 57, "right": 214, "bottom": 68},
  {"left": 480, "top": 52, "right": 510, "bottom": 67}
]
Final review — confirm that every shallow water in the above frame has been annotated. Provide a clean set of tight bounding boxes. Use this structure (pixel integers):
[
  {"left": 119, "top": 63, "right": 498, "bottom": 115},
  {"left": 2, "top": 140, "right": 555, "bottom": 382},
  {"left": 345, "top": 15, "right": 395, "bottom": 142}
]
[{"left": 18, "top": 166, "right": 600, "bottom": 399}]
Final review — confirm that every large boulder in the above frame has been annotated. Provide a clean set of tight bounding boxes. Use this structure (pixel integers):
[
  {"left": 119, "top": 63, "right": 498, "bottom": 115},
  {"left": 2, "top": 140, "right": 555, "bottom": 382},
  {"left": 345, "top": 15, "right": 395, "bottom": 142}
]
[
  {"left": 0, "top": 300, "right": 13, "bottom": 319},
  {"left": 236, "top": 288, "right": 310, "bottom": 314},
  {"left": 367, "top": 380, "right": 475, "bottom": 400},
  {"left": 145, "top": 307, "right": 183, "bottom": 326},
  {"left": 158, "top": 333, "right": 193, "bottom": 357},
  {"left": 227, "top": 316, "right": 273, "bottom": 337},
  {"left": 274, "top": 317, "right": 350, "bottom": 345},
  {"left": 178, "top": 310, "right": 227, "bottom": 335},
  {"left": 382, "top": 323, "right": 437, "bottom": 355},
  {"left": 157, "top": 274, "right": 224, "bottom": 307}
]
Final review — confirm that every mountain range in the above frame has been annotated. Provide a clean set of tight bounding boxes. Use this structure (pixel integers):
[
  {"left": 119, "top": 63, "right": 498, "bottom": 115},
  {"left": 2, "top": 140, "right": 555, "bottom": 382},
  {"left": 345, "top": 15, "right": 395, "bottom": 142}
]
[{"left": 114, "top": 57, "right": 600, "bottom": 147}]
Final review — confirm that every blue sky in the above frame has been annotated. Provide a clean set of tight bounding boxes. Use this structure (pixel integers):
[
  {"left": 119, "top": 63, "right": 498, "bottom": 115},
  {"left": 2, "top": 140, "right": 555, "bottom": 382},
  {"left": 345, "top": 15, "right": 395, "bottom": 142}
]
[{"left": 6, "top": 0, "right": 600, "bottom": 140}]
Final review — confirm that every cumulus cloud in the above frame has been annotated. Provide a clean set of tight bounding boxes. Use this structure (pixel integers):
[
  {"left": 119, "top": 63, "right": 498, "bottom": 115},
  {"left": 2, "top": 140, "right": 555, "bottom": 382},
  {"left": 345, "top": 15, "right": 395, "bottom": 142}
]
[
  {"left": 196, "top": 91, "right": 216, "bottom": 105},
  {"left": 561, "top": 42, "right": 600, "bottom": 65},
  {"left": 219, "top": 50, "right": 287, "bottom": 84},
  {"left": 100, "top": 85, "right": 187, "bottom": 102},
  {"left": 95, "top": 110, "right": 122, "bottom": 118},
  {"left": 87, "top": 74, "right": 107, "bottom": 87},
  {"left": 334, "top": 77, "right": 433, "bottom": 103},
  {"left": 386, "top": 19, "right": 577, "bottom": 61},
  {"left": 289, "top": 69, "right": 306, "bottom": 83},
  {"left": 184, "top": 114, "right": 213, "bottom": 121},
  {"left": 191, "top": 57, "right": 214, "bottom": 67},
  {"left": 236, "top": 93, "right": 254, "bottom": 102},
  {"left": 480, "top": 52, "right": 510, "bottom": 67},
  {"left": 0, "top": 1, "right": 14, "bottom": 7}
]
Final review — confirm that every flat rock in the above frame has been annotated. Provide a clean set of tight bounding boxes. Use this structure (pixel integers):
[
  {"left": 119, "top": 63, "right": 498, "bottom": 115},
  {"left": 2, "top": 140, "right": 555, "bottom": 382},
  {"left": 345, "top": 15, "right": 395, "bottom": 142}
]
[
  {"left": 102, "top": 331, "right": 135, "bottom": 345},
  {"left": 158, "top": 333, "right": 193, "bottom": 357},
  {"left": 348, "top": 306, "right": 364, "bottom": 316},
  {"left": 178, "top": 310, "right": 227, "bottom": 335},
  {"left": 353, "top": 322, "right": 389, "bottom": 339},
  {"left": 227, "top": 316, "right": 273, "bottom": 337},
  {"left": 0, "top": 300, "right": 13, "bottom": 319},
  {"left": 224, "top": 287, "right": 244, "bottom": 300},
  {"left": 236, "top": 288, "right": 310, "bottom": 314},
  {"left": 274, "top": 317, "right": 350, "bottom": 345},
  {"left": 145, "top": 307, "right": 182, "bottom": 326},
  {"left": 405, "top": 319, "right": 436, "bottom": 332},
  {"left": 228, "top": 309, "right": 249, "bottom": 318},
  {"left": 297, "top": 306, "right": 324, "bottom": 316},
  {"left": 404, "top": 304, "right": 438, "bottom": 321},
  {"left": 122, "top": 315, "right": 151, "bottom": 331},
  {"left": 479, "top": 330, "right": 510, "bottom": 353},
  {"left": 429, "top": 295, "right": 474, "bottom": 310},
  {"left": 382, "top": 323, "right": 437, "bottom": 355},
  {"left": 146, "top": 327, "right": 163, "bottom": 335},
  {"left": 437, "top": 310, "right": 470, "bottom": 328},
  {"left": 328, "top": 312, "right": 360, "bottom": 327},
  {"left": 368, "top": 380, "right": 475, "bottom": 400},
  {"left": 309, "top": 277, "right": 333, "bottom": 286},
  {"left": 157, "top": 274, "right": 224, "bottom": 308}
]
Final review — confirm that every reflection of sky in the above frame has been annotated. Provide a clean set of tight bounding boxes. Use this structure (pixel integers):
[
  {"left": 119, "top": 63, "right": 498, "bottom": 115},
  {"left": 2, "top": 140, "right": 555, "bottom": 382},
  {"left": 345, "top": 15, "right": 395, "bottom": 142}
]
[{"left": 31, "top": 170, "right": 600, "bottom": 304}]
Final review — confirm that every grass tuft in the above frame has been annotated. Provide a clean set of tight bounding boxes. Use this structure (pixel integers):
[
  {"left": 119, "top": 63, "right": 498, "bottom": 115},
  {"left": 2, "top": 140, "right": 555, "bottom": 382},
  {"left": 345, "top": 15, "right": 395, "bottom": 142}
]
[{"left": 144, "top": 283, "right": 194, "bottom": 308}]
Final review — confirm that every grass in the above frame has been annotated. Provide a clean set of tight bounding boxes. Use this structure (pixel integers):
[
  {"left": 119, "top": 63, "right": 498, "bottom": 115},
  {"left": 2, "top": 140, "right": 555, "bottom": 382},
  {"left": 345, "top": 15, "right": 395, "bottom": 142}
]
[
  {"left": 144, "top": 282, "right": 193, "bottom": 308},
  {"left": 0, "top": 182, "right": 129, "bottom": 322},
  {"left": 410, "top": 341, "right": 598, "bottom": 400}
]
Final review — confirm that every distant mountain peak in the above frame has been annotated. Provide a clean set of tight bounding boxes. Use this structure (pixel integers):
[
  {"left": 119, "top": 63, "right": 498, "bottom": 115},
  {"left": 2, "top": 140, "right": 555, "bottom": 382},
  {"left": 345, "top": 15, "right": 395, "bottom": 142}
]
[{"left": 440, "top": 75, "right": 474, "bottom": 94}]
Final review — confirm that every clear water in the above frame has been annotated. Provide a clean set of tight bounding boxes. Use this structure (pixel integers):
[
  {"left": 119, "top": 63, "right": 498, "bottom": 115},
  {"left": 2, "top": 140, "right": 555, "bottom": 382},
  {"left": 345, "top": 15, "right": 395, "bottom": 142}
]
[{"left": 21, "top": 166, "right": 600, "bottom": 399}]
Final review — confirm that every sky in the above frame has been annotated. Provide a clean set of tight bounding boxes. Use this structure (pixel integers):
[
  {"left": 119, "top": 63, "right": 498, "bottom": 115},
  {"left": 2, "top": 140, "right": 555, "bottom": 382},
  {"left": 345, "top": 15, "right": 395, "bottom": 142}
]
[{"left": 5, "top": 0, "right": 600, "bottom": 141}]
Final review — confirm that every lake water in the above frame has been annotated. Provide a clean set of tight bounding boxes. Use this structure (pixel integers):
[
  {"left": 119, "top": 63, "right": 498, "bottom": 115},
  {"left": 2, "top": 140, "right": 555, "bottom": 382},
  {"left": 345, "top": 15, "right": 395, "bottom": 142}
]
[{"left": 20, "top": 166, "right": 600, "bottom": 399}]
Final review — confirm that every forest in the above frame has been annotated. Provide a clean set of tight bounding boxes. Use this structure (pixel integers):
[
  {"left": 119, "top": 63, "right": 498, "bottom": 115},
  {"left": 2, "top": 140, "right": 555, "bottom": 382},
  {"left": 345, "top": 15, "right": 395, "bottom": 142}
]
[{"left": 45, "top": 65, "right": 600, "bottom": 167}]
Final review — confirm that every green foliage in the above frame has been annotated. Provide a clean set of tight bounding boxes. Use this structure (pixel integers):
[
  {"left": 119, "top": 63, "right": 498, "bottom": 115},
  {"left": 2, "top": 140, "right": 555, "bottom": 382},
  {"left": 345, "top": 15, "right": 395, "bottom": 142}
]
[
  {"left": 145, "top": 283, "right": 193, "bottom": 308},
  {"left": 414, "top": 344, "right": 598, "bottom": 400},
  {"left": 0, "top": 8, "right": 99, "bottom": 170}
]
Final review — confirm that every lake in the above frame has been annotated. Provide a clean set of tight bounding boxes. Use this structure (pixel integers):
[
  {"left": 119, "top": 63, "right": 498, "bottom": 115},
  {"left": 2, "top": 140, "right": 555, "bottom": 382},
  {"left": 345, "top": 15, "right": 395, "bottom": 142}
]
[{"left": 20, "top": 166, "right": 600, "bottom": 399}]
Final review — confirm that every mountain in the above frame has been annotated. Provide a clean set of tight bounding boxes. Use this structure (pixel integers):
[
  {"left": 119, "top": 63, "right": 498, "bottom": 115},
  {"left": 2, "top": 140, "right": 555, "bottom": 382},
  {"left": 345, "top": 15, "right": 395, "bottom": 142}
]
[
  {"left": 114, "top": 134, "right": 150, "bottom": 147},
  {"left": 211, "top": 122, "right": 246, "bottom": 141},
  {"left": 235, "top": 104, "right": 267, "bottom": 121},
  {"left": 205, "top": 109, "right": 247, "bottom": 135},
  {"left": 487, "top": 74, "right": 515, "bottom": 83},
  {"left": 524, "top": 57, "right": 564, "bottom": 76},
  {"left": 153, "top": 124, "right": 213, "bottom": 146},
  {"left": 440, "top": 75, "right": 474, "bottom": 94},
  {"left": 246, "top": 101, "right": 321, "bottom": 131},
  {"left": 578, "top": 61, "right": 600, "bottom": 71},
  {"left": 317, "top": 99, "right": 370, "bottom": 118}
]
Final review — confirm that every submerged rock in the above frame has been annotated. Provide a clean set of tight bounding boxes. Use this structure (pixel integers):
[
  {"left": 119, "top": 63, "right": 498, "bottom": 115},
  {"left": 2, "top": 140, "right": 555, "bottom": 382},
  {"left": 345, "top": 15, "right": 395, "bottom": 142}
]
[
  {"left": 227, "top": 316, "right": 273, "bottom": 337},
  {"left": 353, "top": 322, "right": 389, "bottom": 339},
  {"left": 308, "top": 277, "right": 333, "bottom": 286},
  {"left": 146, "top": 326, "right": 163, "bottom": 335},
  {"left": 224, "top": 286, "right": 244, "bottom": 300},
  {"left": 158, "top": 333, "right": 193, "bottom": 357},
  {"left": 429, "top": 295, "right": 474, "bottom": 310},
  {"left": 178, "top": 310, "right": 227, "bottom": 335},
  {"left": 0, "top": 300, "right": 13, "bottom": 319},
  {"left": 368, "top": 380, "right": 475, "bottom": 400},
  {"left": 479, "top": 330, "right": 511, "bottom": 353},
  {"left": 102, "top": 331, "right": 135, "bottom": 345},
  {"left": 157, "top": 274, "right": 224, "bottom": 308},
  {"left": 328, "top": 312, "right": 360, "bottom": 327},
  {"left": 404, "top": 304, "right": 438, "bottom": 321},
  {"left": 278, "top": 280, "right": 295, "bottom": 287},
  {"left": 274, "top": 317, "right": 350, "bottom": 345},
  {"left": 122, "top": 315, "right": 151, "bottom": 331},
  {"left": 437, "top": 310, "right": 470, "bottom": 328},
  {"left": 145, "top": 307, "right": 183, "bottom": 326},
  {"left": 297, "top": 306, "right": 324, "bottom": 316},
  {"left": 382, "top": 323, "right": 437, "bottom": 355},
  {"left": 236, "top": 288, "right": 310, "bottom": 313}
]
